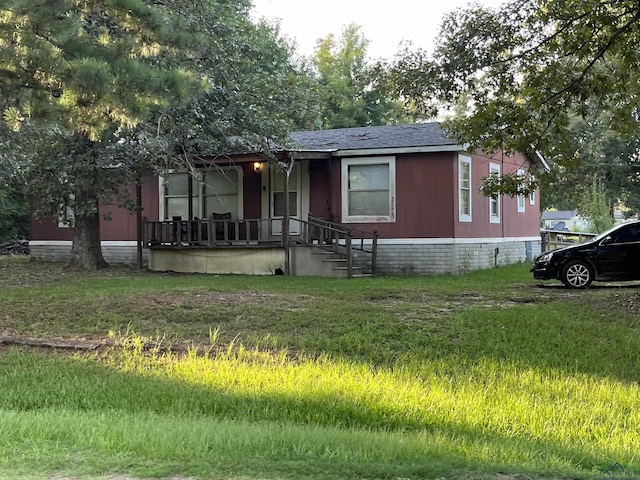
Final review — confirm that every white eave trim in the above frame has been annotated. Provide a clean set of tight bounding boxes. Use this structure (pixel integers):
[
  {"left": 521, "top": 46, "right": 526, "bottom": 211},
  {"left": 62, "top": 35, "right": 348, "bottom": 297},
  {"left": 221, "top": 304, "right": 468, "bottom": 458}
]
[
  {"left": 533, "top": 148, "right": 551, "bottom": 171},
  {"left": 335, "top": 144, "right": 467, "bottom": 157}
]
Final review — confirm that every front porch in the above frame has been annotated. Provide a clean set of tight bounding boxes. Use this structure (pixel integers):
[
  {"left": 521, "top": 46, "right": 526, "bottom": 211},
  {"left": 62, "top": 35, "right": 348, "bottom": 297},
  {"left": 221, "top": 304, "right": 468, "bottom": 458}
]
[{"left": 143, "top": 216, "right": 378, "bottom": 277}]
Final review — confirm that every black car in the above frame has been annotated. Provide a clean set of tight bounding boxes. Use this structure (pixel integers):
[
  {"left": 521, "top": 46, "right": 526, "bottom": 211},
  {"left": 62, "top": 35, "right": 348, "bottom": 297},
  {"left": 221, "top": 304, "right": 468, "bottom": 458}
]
[{"left": 531, "top": 220, "right": 640, "bottom": 288}]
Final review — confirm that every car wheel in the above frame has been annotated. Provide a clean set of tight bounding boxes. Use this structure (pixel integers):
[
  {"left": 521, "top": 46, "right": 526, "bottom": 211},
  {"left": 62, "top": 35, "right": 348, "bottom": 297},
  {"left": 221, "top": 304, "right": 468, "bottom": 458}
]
[{"left": 561, "top": 260, "right": 594, "bottom": 288}]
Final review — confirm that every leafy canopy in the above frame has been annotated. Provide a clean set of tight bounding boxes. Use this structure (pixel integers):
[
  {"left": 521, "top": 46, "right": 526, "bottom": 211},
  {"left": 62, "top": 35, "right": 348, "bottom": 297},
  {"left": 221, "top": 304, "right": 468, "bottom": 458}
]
[
  {"left": 312, "top": 24, "right": 409, "bottom": 129},
  {"left": 433, "top": 0, "right": 640, "bottom": 156},
  {"left": 384, "top": 0, "right": 640, "bottom": 198},
  {"left": 0, "top": 0, "right": 318, "bottom": 268}
]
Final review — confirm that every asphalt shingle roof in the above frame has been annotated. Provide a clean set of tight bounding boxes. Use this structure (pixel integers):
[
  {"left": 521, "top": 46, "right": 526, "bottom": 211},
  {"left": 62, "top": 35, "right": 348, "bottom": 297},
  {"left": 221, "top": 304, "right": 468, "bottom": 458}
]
[{"left": 289, "top": 122, "right": 458, "bottom": 152}]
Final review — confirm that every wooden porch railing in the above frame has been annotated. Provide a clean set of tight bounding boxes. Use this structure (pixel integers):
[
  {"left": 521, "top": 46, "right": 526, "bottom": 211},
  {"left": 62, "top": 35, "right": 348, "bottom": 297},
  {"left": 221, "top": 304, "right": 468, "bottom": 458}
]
[
  {"left": 296, "top": 215, "right": 379, "bottom": 278},
  {"left": 541, "top": 229, "right": 597, "bottom": 251},
  {"left": 143, "top": 215, "right": 379, "bottom": 278},
  {"left": 143, "top": 217, "right": 276, "bottom": 247}
]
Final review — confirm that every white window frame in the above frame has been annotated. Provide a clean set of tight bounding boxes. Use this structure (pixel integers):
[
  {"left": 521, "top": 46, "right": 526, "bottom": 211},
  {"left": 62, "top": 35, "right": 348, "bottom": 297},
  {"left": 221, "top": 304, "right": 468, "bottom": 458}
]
[
  {"left": 517, "top": 168, "right": 526, "bottom": 213},
  {"left": 341, "top": 156, "right": 396, "bottom": 223},
  {"left": 159, "top": 166, "right": 243, "bottom": 221},
  {"left": 489, "top": 162, "right": 501, "bottom": 224},
  {"left": 201, "top": 166, "right": 244, "bottom": 220},
  {"left": 529, "top": 175, "right": 536, "bottom": 206},
  {"left": 458, "top": 154, "right": 472, "bottom": 222},
  {"left": 58, "top": 195, "right": 75, "bottom": 228}
]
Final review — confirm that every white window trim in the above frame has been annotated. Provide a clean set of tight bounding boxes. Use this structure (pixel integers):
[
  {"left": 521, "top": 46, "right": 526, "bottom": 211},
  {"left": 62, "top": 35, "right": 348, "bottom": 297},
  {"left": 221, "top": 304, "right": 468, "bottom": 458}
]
[
  {"left": 159, "top": 166, "right": 244, "bottom": 221},
  {"left": 202, "top": 165, "right": 244, "bottom": 220},
  {"left": 341, "top": 156, "right": 396, "bottom": 223},
  {"left": 489, "top": 162, "right": 501, "bottom": 224},
  {"left": 529, "top": 175, "right": 536, "bottom": 206},
  {"left": 58, "top": 194, "right": 75, "bottom": 228},
  {"left": 517, "top": 168, "right": 526, "bottom": 213},
  {"left": 458, "top": 154, "right": 472, "bottom": 223}
]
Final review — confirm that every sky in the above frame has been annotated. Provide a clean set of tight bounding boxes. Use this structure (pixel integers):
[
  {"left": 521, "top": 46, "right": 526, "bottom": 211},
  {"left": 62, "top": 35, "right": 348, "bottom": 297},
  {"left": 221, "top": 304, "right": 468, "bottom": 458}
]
[{"left": 250, "top": 0, "right": 505, "bottom": 61}]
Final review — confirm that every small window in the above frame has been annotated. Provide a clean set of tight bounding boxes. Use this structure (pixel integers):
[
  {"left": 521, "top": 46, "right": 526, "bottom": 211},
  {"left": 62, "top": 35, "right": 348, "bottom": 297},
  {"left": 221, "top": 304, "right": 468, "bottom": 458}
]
[
  {"left": 529, "top": 177, "right": 536, "bottom": 206},
  {"left": 609, "top": 225, "right": 640, "bottom": 244},
  {"left": 517, "top": 169, "right": 526, "bottom": 213},
  {"left": 342, "top": 157, "right": 395, "bottom": 223},
  {"left": 458, "top": 155, "right": 472, "bottom": 222},
  {"left": 489, "top": 163, "right": 501, "bottom": 224},
  {"left": 58, "top": 195, "right": 75, "bottom": 228}
]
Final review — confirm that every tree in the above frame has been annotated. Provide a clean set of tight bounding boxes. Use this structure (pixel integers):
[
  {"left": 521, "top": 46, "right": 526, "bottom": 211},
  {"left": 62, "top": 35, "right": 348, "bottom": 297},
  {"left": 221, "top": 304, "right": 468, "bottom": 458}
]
[
  {"left": 313, "top": 24, "right": 408, "bottom": 129},
  {"left": 385, "top": 0, "right": 640, "bottom": 196},
  {"left": 577, "top": 175, "right": 615, "bottom": 233},
  {"left": 0, "top": 0, "right": 200, "bottom": 269},
  {"left": 542, "top": 110, "right": 640, "bottom": 213},
  {"left": 0, "top": 0, "right": 315, "bottom": 269},
  {"left": 0, "top": 181, "right": 28, "bottom": 242}
]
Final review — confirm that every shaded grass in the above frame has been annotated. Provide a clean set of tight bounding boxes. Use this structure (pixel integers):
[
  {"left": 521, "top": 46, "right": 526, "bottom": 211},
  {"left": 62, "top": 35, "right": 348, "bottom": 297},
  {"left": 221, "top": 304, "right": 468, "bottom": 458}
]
[
  {"left": 2, "top": 258, "right": 640, "bottom": 478},
  {"left": 0, "top": 347, "right": 626, "bottom": 480}
]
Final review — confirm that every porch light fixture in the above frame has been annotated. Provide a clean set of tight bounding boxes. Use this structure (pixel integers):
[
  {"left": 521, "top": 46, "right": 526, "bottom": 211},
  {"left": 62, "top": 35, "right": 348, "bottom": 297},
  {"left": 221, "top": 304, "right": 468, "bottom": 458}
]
[{"left": 253, "top": 162, "right": 262, "bottom": 174}]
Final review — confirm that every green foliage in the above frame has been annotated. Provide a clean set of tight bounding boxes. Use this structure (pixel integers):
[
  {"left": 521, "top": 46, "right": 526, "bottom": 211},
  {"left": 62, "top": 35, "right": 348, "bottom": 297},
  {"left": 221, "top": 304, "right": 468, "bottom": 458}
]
[
  {"left": 0, "top": 181, "right": 28, "bottom": 241},
  {"left": 543, "top": 111, "right": 640, "bottom": 214},
  {"left": 577, "top": 175, "right": 614, "bottom": 233},
  {"left": 431, "top": 0, "right": 640, "bottom": 155},
  {"left": 387, "top": 0, "right": 640, "bottom": 206},
  {"left": 313, "top": 24, "right": 409, "bottom": 129},
  {"left": 0, "top": 0, "right": 317, "bottom": 268},
  {"left": 481, "top": 170, "right": 539, "bottom": 198}
]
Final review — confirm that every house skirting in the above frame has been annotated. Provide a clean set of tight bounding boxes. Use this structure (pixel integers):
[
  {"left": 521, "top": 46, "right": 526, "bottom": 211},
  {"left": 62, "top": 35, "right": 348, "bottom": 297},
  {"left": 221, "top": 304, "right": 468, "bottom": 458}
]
[
  {"left": 366, "top": 237, "right": 541, "bottom": 275},
  {"left": 149, "top": 247, "right": 285, "bottom": 275},
  {"left": 29, "top": 241, "right": 145, "bottom": 265},
  {"left": 29, "top": 237, "right": 541, "bottom": 276}
]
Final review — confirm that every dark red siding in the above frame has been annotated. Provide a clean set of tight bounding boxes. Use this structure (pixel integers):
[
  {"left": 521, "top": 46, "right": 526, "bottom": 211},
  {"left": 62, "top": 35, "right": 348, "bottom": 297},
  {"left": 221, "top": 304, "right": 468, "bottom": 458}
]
[
  {"left": 454, "top": 151, "right": 540, "bottom": 239},
  {"left": 331, "top": 152, "right": 458, "bottom": 239},
  {"left": 31, "top": 170, "right": 159, "bottom": 242}
]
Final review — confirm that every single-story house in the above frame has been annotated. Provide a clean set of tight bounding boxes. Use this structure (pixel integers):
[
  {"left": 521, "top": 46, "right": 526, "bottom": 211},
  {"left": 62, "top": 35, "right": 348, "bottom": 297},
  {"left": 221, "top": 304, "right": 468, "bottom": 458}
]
[{"left": 30, "top": 122, "right": 544, "bottom": 276}]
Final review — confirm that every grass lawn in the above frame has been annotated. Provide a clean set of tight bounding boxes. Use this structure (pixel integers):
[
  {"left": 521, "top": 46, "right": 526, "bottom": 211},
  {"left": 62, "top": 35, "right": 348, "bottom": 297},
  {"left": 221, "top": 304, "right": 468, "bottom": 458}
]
[{"left": 1, "top": 256, "right": 640, "bottom": 479}]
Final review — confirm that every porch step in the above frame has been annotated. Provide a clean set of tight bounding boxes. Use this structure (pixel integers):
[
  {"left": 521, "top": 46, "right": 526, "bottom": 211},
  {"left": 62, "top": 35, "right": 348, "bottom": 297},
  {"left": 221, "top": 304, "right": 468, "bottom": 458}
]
[{"left": 293, "top": 244, "right": 373, "bottom": 278}]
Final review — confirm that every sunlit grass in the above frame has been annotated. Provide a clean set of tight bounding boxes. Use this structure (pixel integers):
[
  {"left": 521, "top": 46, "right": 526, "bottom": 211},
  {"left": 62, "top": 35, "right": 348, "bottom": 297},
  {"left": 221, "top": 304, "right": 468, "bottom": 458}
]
[
  {"left": 1, "top": 340, "right": 638, "bottom": 478},
  {"left": 2, "top": 261, "right": 640, "bottom": 478}
]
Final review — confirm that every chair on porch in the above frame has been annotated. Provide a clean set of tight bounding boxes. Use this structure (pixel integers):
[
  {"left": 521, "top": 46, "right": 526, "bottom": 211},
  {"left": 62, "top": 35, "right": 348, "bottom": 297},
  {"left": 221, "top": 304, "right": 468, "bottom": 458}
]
[
  {"left": 212, "top": 212, "right": 234, "bottom": 241},
  {"left": 172, "top": 216, "right": 187, "bottom": 244}
]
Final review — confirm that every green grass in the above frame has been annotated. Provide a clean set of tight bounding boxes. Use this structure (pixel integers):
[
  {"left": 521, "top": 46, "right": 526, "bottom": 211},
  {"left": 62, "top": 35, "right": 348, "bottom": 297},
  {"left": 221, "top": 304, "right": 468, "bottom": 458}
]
[{"left": 1, "top": 257, "right": 640, "bottom": 479}]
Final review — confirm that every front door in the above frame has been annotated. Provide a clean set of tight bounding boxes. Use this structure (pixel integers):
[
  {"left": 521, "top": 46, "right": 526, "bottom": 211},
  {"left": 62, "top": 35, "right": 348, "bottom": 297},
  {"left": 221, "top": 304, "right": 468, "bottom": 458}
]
[{"left": 270, "top": 163, "right": 301, "bottom": 236}]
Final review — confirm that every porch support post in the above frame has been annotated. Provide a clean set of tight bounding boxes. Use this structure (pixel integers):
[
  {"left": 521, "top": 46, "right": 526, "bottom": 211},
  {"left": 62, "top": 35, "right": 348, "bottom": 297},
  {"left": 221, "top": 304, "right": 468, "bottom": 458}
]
[
  {"left": 283, "top": 159, "right": 291, "bottom": 275},
  {"left": 187, "top": 171, "right": 194, "bottom": 243},
  {"left": 372, "top": 230, "right": 379, "bottom": 276},
  {"left": 136, "top": 174, "right": 143, "bottom": 270},
  {"left": 346, "top": 230, "right": 352, "bottom": 279}
]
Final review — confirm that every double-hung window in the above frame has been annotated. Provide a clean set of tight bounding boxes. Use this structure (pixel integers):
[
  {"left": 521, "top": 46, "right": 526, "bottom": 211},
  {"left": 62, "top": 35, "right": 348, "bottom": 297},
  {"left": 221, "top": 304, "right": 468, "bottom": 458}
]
[
  {"left": 529, "top": 175, "right": 536, "bottom": 206},
  {"left": 517, "top": 169, "right": 526, "bottom": 213},
  {"left": 489, "top": 162, "right": 501, "bottom": 224},
  {"left": 203, "top": 168, "right": 240, "bottom": 218},
  {"left": 458, "top": 154, "right": 472, "bottom": 222},
  {"left": 162, "top": 167, "right": 242, "bottom": 220},
  {"left": 342, "top": 157, "right": 395, "bottom": 223}
]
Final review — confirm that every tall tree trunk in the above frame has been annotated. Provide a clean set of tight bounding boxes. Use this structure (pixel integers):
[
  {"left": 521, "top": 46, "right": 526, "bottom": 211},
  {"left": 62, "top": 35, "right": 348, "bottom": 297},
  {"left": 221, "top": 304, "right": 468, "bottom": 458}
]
[{"left": 68, "top": 197, "right": 108, "bottom": 270}]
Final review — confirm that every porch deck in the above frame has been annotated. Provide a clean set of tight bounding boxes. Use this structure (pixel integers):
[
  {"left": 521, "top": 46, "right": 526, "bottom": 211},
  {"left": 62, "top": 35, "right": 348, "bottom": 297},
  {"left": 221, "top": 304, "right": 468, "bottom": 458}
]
[{"left": 143, "top": 216, "right": 378, "bottom": 277}]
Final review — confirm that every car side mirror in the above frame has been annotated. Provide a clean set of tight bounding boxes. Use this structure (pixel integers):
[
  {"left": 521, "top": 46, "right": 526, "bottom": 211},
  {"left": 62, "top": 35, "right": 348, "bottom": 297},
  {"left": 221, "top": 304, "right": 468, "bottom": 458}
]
[{"left": 602, "top": 235, "right": 613, "bottom": 244}]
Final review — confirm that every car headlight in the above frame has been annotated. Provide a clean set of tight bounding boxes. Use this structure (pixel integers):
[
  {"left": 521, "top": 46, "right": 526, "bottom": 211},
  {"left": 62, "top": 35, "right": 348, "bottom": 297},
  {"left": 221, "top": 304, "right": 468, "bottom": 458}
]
[{"left": 536, "top": 252, "right": 554, "bottom": 264}]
